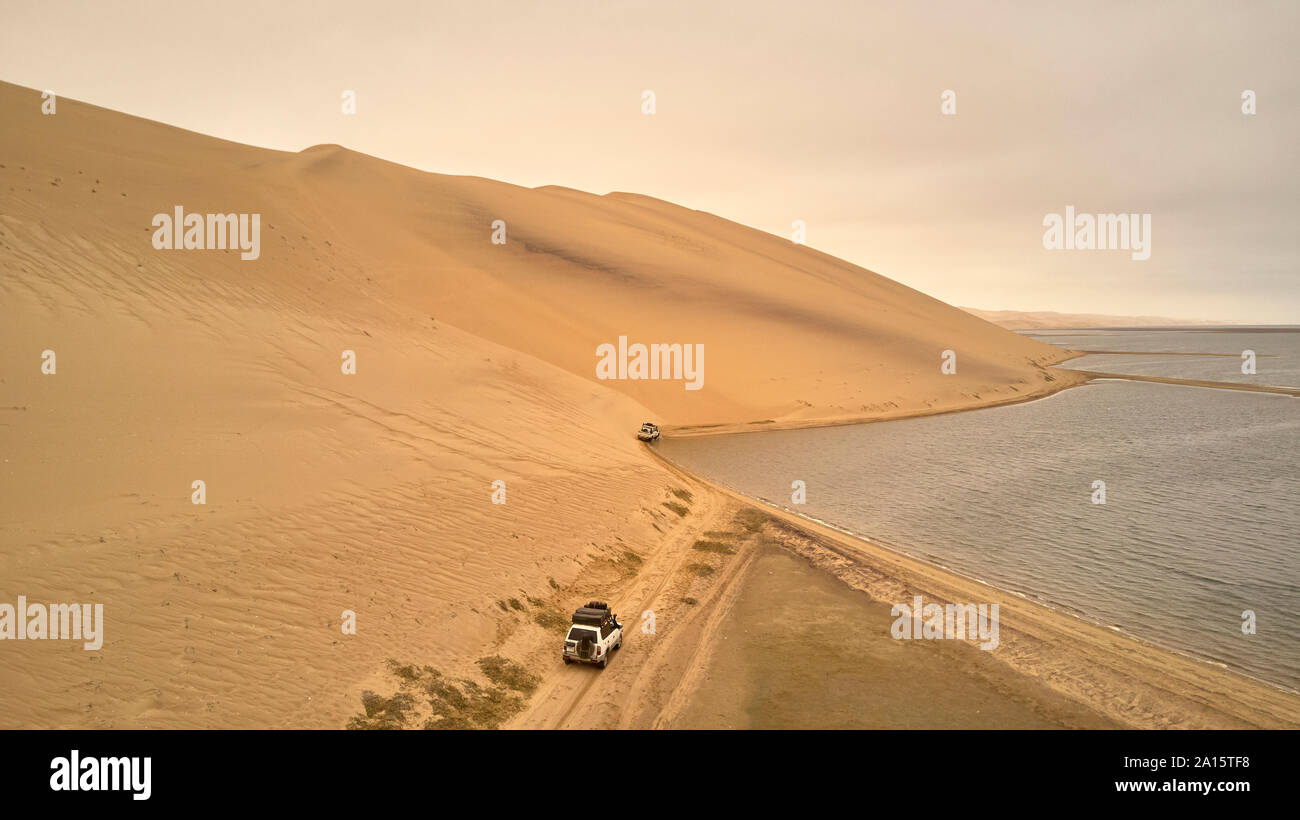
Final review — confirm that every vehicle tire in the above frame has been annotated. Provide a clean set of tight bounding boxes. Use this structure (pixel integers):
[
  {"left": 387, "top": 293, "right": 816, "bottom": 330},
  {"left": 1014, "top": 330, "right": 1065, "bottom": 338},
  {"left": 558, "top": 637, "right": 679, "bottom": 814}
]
[
  {"left": 599, "top": 657, "right": 608, "bottom": 669},
  {"left": 562, "top": 657, "right": 572, "bottom": 665}
]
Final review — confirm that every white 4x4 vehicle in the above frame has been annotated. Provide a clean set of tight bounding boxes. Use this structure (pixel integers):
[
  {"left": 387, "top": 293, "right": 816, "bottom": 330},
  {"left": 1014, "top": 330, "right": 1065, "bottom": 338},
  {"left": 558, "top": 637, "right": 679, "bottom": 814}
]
[{"left": 562, "top": 601, "right": 623, "bottom": 668}]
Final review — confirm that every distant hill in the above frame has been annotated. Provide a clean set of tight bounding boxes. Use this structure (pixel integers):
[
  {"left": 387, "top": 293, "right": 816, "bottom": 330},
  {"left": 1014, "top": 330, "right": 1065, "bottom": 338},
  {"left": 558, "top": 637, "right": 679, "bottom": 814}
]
[{"left": 962, "top": 307, "right": 1214, "bottom": 331}]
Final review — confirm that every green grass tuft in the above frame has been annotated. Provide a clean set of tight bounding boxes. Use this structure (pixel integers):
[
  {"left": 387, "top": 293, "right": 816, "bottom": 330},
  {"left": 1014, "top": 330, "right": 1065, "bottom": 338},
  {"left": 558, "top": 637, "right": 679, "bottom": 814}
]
[
  {"left": 692, "top": 539, "right": 735, "bottom": 554},
  {"left": 733, "top": 507, "right": 768, "bottom": 534},
  {"left": 534, "top": 609, "right": 568, "bottom": 630},
  {"left": 477, "top": 655, "right": 541, "bottom": 695},
  {"left": 662, "top": 501, "right": 689, "bottom": 517},
  {"left": 347, "top": 690, "right": 417, "bottom": 730},
  {"left": 347, "top": 662, "right": 530, "bottom": 730}
]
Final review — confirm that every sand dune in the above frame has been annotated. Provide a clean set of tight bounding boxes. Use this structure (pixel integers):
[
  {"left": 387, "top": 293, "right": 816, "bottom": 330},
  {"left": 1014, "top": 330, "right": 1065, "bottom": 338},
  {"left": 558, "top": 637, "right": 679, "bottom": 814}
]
[{"left": 0, "top": 80, "right": 1132, "bottom": 728}]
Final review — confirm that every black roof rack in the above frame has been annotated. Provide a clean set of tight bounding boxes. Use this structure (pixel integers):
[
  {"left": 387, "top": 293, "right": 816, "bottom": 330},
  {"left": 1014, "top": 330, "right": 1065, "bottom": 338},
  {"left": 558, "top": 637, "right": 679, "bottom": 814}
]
[{"left": 572, "top": 601, "right": 613, "bottom": 627}]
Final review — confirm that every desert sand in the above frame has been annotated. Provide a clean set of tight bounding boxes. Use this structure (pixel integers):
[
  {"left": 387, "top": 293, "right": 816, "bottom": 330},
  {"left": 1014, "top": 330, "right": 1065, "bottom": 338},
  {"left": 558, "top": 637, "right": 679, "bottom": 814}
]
[{"left": 2, "top": 81, "right": 1294, "bottom": 729}]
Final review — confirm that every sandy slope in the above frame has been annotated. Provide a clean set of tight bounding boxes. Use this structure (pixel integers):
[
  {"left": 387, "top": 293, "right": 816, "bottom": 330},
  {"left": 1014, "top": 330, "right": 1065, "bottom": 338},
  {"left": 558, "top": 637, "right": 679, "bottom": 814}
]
[
  {"left": 0, "top": 80, "right": 1148, "bottom": 728},
  {"left": 1, "top": 218, "right": 671, "bottom": 726},
  {"left": 0, "top": 82, "right": 1071, "bottom": 427}
]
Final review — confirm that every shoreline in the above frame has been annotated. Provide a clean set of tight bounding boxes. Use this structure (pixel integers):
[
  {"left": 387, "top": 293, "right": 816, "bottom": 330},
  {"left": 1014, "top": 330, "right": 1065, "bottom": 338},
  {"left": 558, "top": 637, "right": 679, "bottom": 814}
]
[
  {"left": 1066, "top": 369, "right": 1300, "bottom": 397},
  {"left": 664, "top": 353, "right": 1090, "bottom": 439},
  {"left": 651, "top": 447, "right": 1299, "bottom": 700},
  {"left": 652, "top": 356, "right": 1298, "bottom": 697},
  {"left": 666, "top": 350, "right": 1299, "bottom": 441},
  {"left": 503, "top": 465, "right": 1119, "bottom": 729},
  {"left": 640, "top": 386, "right": 1300, "bottom": 728}
]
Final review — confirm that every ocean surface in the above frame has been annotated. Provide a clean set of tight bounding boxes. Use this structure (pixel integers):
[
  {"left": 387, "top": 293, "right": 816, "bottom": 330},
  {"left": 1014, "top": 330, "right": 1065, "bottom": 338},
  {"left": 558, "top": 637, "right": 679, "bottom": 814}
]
[{"left": 658, "top": 329, "right": 1300, "bottom": 690}]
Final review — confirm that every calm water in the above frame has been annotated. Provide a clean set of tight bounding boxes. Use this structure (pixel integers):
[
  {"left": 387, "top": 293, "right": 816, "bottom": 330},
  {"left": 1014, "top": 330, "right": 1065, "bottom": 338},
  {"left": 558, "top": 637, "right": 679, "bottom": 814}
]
[
  {"left": 659, "top": 346, "right": 1300, "bottom": 689},
  {"left": 1032, "top": 327, "right": 1300, "bottom": 388}
]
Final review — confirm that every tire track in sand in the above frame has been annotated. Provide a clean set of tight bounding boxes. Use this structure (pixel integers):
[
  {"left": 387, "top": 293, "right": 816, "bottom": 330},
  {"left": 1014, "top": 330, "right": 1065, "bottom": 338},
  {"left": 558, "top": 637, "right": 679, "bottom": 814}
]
[{"left": 509, "top": 470, "right": 731, "bottom": 729}]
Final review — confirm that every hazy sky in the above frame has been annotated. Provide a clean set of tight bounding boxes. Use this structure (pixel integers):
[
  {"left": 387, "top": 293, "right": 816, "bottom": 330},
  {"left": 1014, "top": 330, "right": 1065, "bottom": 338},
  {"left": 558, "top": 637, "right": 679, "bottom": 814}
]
[{"left": 3, "top": 0, "right": 1296, "bottom": 322}]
